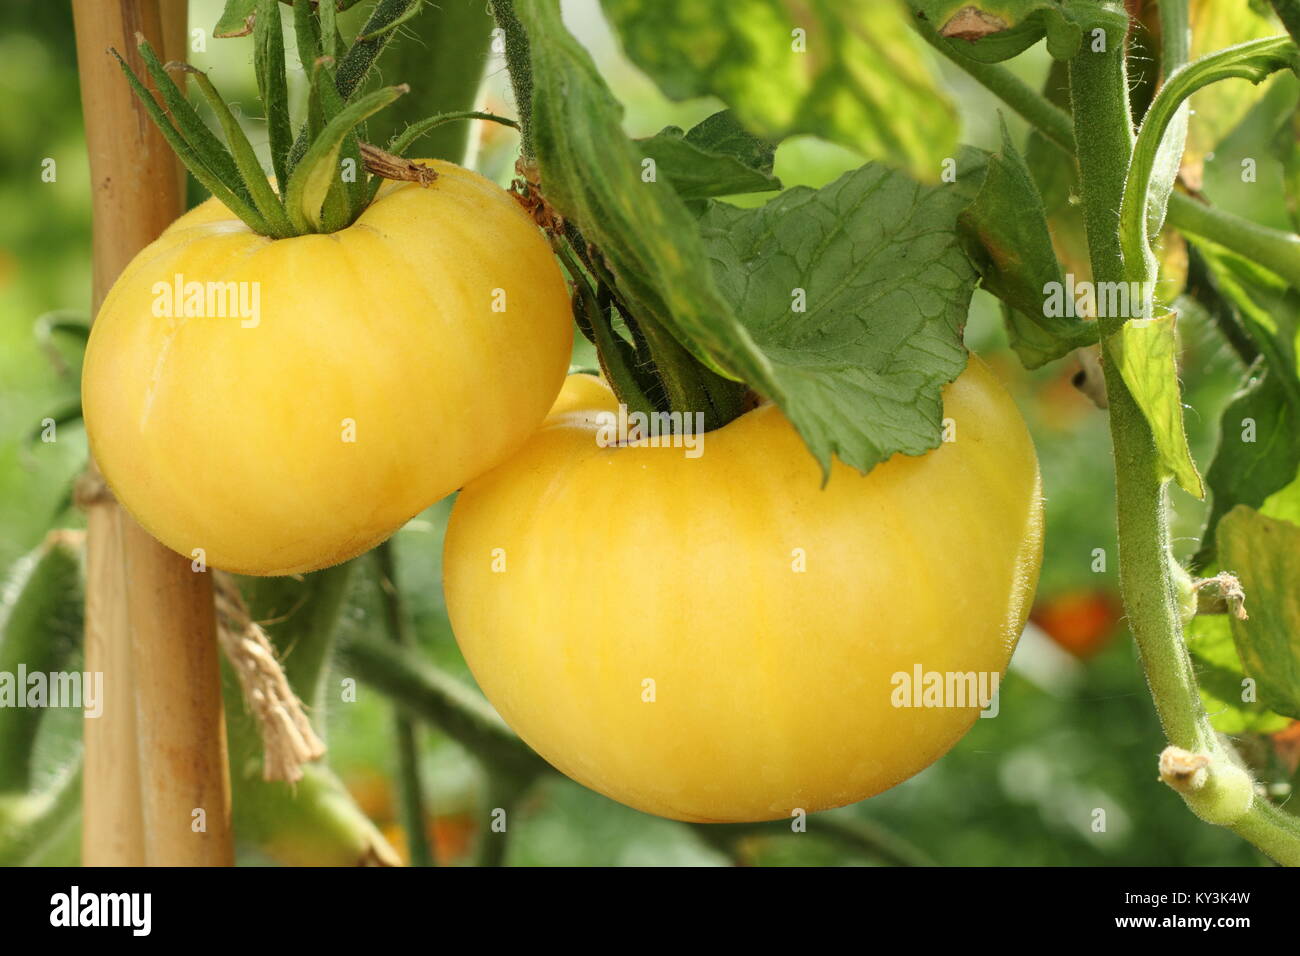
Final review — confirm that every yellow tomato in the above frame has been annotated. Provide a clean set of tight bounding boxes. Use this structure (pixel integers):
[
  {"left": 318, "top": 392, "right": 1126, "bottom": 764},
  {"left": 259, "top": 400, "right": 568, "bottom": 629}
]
[
  {"left": 82, "top": 161, "right": 572, "bottom": 575},
  {"left": 444, "top": 358, "right": 1044, "bottom": 822}
]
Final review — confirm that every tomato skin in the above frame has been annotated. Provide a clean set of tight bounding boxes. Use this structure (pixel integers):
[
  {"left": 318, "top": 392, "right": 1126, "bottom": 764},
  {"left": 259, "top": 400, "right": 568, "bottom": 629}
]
[
  {"left": 444, "top": 357, "right": 1044, "bottom": 823},
  {"left": 82, "top": 161, "right": 572, "bottom": 575}
]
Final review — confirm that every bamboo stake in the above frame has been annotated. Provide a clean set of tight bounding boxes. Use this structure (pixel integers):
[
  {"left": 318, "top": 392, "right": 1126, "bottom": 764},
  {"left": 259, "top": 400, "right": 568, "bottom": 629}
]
[{"left": 74, "top": 0, "right": 234, "bottom": 867}]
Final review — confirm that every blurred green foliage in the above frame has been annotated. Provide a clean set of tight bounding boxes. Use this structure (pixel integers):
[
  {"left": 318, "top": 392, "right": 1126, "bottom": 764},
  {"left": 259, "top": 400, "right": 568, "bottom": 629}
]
[{"left": 0, "top": 0, "right": 1285, "bottom": 865}]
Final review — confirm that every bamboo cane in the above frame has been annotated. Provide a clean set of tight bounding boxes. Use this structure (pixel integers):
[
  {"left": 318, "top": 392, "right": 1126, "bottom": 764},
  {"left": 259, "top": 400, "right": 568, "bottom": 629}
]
[{"left": 73, "top": 0, "right": 234, "bottom": 867}]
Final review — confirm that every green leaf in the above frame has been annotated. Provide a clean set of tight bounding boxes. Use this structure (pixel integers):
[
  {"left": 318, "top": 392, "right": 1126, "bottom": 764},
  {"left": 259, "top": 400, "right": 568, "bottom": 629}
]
[
  {"left": 304, "top": 55, "right": 364, "bottom": 232},
  {"left": 519, "top": 0, "right": 981, "bottom": 473},
  {"left": 0, "top": 534, "right": 83, "bottom": 793},
  {"left": 1185, "top": 0, "right": 1291, "bottom": 169},
  {"left": 1275, "top": 0, "right": 1300, "bottom": 47},
  {"left": 699, "top": 158, "right": 982, "bottom": 471},
  {"left": 1193, "top": 243, "right": 1300, "bottom": 380},
  {"left": 132, "top": 40, "right": 250, "bottom": 205},
  {"left": 635, "top": 110, "right": 781, "bottom": 200},
  {"left": 1189, "top": 239, "right": 1300, "bottom": 564},
  {"left": 334, "top": 0, "right": 420, "bottom": 100},
  {"left": 215, "top": 0, "right": 258, "bottom": 38},
  {"left": 1217, "top": 506, "right": 1300, "bottom": 720},
  {"left": 1260, "top": 467, "right": 1300, "bottom": 524},
  {"left": 1186, "top": 612, "right": 1293, "bottom": 735},
  {"left": 598, "top": 0, "right": 959, "bottom": 178},
  {"left": 1270, "top": 90, "right": 1300, "bottom": 233},
  {"left": 1197, "top": 370, "right": 1300, "bottom": 567},
  {"left": 516, "top": 1, "right": 784, "bottom": 413},
  {"left": 1110, "top": 313, "right": 1204, "bottom": 498},
  {"left": 957, "top": 118, "right": 1093, "bottom": 368}
]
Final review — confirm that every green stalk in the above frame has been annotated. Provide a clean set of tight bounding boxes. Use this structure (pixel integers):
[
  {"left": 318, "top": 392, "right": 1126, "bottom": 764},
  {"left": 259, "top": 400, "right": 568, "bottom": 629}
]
[
  {"left": 225, "top": 566, "right": 401, "bottom": 866},
  {"left": 691, "top": 813, "right": 937, "bottom": 867},
  {"left": 235, "top": 562, "right": 354, "bottom": 714},
  {"left": 387, "top": 111, "right": 519, "bottom": 156},
  {"left": 254, "top": 0, "right": 293, "bottom": 195},
  {"left": 556, "top": 242, "right": 660, "bottom": 417},
  {"left": 1070, "top": 1, "right": 1211, "bottom": 751},
  {"left": 364, "top": 111, "right": 518, "bottom": 203},
  {"left": 368, "top": 0, "right": 495, "bottom": 163},
  {"left": 319, "top": 0, "right": 342, "bottom": 58},
  {"left": 489, "top": 0, "right": 535, "bottom": 160},
  {"left": 337, "top": 633, "right": 549, "bottom": 784},
  {"left": 1068, "top": 4, "right": 1300, "bottom": 863},
  {"left": 1119, "top": 36, "right": 1298, "bottom": 289},
  {"left": 232, "top": 761, "right": 401, "bottom": 866},
  {"left": 375, "top": 542, "right": 434, "bottom": 868},
  {"left": 477, "top": 773, "right": 528, "bottom": 867},
  {"left": 176, "top": 65, "right": 296, "bottom": 237},
  {"left": 293, "top": 0, "right": 323, "bottom": 65},
  {"left": 916, "top": 25, "right": 1300, "bottom": 288},
  {"left": 285, "top": 0, "right": 421, "bottom": 171},
  {"left": 1169, "top": 192, "right": 1300, "bottom": 285}
]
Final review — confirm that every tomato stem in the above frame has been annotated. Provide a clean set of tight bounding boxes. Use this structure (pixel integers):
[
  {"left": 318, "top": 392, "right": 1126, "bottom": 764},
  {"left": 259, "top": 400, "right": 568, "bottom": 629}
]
[
  {"left": 375, "top": 541, "right": 436, "bottom": 868},
  {"left": 916, "top": 14, "right": 1300, "bottom": 288},
  {"left": 1069, "top": 1, "right": 1300, "bottom": 864},
  {"left": 489, "top": 0, "right": 536, "bottom": 162}
]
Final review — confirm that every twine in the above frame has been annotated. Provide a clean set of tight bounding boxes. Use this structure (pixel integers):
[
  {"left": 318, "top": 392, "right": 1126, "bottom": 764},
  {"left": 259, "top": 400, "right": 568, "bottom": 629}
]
[{"left": 213, "top": 572, "right": 326, "bottom": 783}]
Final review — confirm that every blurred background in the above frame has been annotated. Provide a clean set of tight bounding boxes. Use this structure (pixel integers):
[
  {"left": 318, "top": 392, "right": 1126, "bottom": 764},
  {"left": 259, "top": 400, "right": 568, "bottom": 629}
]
[{"left": 0, "top": 0, "right": 1291, "bottom": 865}]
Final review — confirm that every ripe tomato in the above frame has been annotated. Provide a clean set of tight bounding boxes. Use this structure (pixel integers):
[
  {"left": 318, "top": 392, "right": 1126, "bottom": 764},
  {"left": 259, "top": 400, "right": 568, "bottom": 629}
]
[
  {"left": 444, "top": 357, "right": 1044, "bottom": 822},
  {"left": 82, "top": 161, "right": 572, "bottom": 575},
  {"left": 1031, "top": 589, "right": 1121, "bottom": 658}
]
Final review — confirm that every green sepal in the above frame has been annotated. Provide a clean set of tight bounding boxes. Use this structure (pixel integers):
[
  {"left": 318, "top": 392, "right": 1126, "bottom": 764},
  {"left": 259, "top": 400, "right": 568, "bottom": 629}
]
[
  {"left": 177, "top": 64, "right": 295, "bottom": 238},
  {"left": 285, "top": 84, "right": 408, "bottom": 233},
  {"left": 112, "top": 46, "right": 272, "bottom": 234},
  {"left": 133, "top": 39, "right": 250, "bottom": 206},
  {"left": 253, "top": 0, "right": 293, "bottom": 196}
]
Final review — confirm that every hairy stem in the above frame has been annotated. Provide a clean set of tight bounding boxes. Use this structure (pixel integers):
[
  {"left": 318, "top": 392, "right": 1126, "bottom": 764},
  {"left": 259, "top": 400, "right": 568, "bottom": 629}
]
[
  {"left": 1120, "top": 36, "right": 1298, "bottom": 290},
  {"left": 375, "top": 541, "right": 434, "bottom": 867},
  {"left": 489, "top": 0, "right": 535, "bottom": 161},
  {"left": 1070, "top": 3, "right": 1213, "bottom": 752},
  {"left": 1067, "top": 5, "right": 1300, "bottom": 863}
]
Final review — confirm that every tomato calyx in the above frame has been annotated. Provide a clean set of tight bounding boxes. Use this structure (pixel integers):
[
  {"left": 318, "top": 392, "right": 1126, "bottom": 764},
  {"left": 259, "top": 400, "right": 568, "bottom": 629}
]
[{"left": 113, "top": 1, "right": 517, "bottom": 239}]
